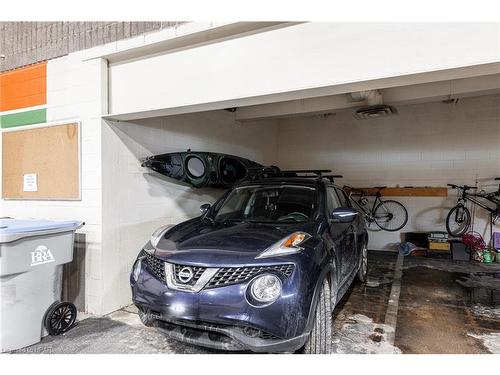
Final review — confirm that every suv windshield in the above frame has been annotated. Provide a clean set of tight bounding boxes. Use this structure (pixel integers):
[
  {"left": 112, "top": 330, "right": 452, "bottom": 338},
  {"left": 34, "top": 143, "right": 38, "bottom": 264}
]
[{"left": 214, "top": 185, "right": 317, "bottom": 224}]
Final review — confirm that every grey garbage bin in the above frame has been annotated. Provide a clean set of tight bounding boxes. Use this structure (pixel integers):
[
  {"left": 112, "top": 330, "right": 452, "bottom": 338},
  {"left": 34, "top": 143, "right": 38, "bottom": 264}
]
[{"left": 0, "top": 219, "right": 83, "bottom": 352}]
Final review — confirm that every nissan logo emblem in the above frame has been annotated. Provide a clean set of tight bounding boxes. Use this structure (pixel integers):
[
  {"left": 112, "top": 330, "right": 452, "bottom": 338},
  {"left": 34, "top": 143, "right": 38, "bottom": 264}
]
[{"left": 178, "top": 267, "right": 194, "bottom": 283}]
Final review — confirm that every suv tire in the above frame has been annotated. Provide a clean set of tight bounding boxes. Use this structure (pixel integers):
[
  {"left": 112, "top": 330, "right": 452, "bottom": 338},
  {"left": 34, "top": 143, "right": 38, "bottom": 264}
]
[
  {"left": 357, "top": 242, "right": 368, "bottom": 283},
  {"left": 138, "top": 308, "right": 156, "bottom": 327},
  {"left": 303, "top": 278, "right": 332, "bottom": 354}
]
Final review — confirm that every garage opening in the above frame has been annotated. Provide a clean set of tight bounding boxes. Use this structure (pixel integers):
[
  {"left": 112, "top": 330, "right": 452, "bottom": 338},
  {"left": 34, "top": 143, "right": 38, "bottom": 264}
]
[{"left": 101, "top": 75, "right": 500, "bottom": 354}]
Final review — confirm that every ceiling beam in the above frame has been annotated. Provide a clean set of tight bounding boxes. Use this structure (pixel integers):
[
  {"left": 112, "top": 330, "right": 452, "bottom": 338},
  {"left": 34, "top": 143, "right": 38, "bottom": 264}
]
[
  {"left": 104, "top": 63, "right": 500, "bottom": 122},
  {"left": 234, "top": 73, "right": 500, "bottom": 121}
]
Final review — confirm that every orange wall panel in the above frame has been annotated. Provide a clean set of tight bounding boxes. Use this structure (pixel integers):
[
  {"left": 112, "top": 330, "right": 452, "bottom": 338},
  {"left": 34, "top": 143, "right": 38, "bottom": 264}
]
[{"left": 0, "top": 62, "right": 47, "bottom": 112}]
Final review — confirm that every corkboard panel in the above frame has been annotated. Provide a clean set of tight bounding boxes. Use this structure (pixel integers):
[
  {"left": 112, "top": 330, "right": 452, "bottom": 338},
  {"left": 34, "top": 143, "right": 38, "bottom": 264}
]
[{"left": 2, "top": 123, "right": 80, "bottom": 200}]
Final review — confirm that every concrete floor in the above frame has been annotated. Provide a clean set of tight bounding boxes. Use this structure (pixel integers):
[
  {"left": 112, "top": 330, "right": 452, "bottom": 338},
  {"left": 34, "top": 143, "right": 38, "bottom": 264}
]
[{"left": 12, "top": 251, "right": 500, "bottom": 354}]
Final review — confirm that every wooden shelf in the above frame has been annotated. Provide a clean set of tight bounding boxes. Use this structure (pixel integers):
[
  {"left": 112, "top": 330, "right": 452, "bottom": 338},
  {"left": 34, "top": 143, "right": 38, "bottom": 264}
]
[{"left": 344, "top": 187, "right": 448, "bottom": 197}]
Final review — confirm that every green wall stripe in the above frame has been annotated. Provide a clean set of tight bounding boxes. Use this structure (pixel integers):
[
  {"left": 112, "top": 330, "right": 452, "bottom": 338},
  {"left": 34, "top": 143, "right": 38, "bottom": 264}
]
[{"left": 0, "top": 108, "right": 46, "bottom": 129}]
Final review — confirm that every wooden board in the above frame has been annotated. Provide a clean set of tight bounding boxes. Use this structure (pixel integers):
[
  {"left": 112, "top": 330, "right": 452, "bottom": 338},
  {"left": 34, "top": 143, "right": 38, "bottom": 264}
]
[
  {"left": 2, "top": 123, "right": 80, "bottom": 200},
  {"left": 344, "top": 187, "right": 448, "bottom": 197}
]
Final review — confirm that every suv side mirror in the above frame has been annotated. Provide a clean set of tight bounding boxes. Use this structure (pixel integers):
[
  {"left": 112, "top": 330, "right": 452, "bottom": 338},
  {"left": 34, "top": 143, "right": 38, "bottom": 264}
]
[
  {"left": 200, "top": 203, "right": 211, "bottom": 213},
  {"left": 331, "top": 207, "right": 358, "bottom": 223}
]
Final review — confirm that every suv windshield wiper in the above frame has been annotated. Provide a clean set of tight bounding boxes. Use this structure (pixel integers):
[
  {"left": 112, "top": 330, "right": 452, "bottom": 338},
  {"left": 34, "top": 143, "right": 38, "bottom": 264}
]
[
  {"left": 220, "top": 218, "right": 247, "bottom": 224},
  {"left": 220, "top": 218, "right": 269, "bottom": 225}
]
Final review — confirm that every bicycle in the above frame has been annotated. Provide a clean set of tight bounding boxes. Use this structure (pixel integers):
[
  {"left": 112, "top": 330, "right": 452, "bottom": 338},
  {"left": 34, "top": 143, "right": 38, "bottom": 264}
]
[
  {"left": 446, "top": 178, "right": 500, "bottom": 237},
  {"left": 343, "top": 186, "right": 409, "bottom": 231}
]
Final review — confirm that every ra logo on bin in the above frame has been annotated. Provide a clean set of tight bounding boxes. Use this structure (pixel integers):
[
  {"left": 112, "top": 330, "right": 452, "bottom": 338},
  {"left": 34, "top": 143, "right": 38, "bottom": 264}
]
[{"left": 31, "top": 245, "right": 55, "bottom": 266}]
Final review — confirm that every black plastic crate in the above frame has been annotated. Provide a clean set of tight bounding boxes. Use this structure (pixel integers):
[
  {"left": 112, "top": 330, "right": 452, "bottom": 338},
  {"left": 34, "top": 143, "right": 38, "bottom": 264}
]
[{"left": 450, "top": 239, "right": 470, "bottom": 261}]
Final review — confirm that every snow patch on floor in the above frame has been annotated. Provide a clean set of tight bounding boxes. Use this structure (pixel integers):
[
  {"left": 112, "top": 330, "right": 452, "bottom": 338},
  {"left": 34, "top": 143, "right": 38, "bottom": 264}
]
[
  {"left": 471, "top": 304, "right": 500, "bottom": 320},
  {"left": 366, "top": 278, "right": 380, "bottom": 288},
  {"left": 366, "top": 275, "right": 393, "bottom": 288},
  {"left": 108, "top": 309, "right": 143, "bottom": 327},
  {"left": 332, "top": 314, "right": 401, "bottom": 354},
  {"left": 467, "top": 332, "right": 500, "bottom": 354}
]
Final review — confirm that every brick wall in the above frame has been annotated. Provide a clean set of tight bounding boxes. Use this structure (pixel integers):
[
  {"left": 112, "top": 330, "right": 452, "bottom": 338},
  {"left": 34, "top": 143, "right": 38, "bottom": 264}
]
[{"left": 0, "top": 22, "right": 184, "bottom": 72}]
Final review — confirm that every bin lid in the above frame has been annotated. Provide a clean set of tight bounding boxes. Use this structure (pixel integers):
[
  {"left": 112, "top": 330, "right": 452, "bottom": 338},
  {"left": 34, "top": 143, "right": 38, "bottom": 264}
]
[{"left": 0, "top": 219, "right": 83, "bottom": 243}]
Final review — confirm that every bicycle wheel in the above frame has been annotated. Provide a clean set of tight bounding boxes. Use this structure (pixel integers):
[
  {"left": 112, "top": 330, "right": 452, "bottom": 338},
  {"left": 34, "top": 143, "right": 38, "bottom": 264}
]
[
  {"left": 373, "top": 200, "right": 408, "bottom": 231},
  {"left": 446, "top": 205, "right": 471, "bottom": 237}
]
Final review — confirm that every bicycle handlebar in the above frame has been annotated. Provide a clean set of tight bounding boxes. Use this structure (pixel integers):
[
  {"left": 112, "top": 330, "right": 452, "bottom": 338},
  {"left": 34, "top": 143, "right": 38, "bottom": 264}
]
[{"left": 447, "top": 184, "right": 477, "bottom": 191}]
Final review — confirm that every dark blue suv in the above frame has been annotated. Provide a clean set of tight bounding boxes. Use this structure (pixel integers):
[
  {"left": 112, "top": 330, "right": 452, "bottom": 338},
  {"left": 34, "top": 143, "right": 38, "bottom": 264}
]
[{"left": 130, "top": 176, "right": 368, "bottom": 353}]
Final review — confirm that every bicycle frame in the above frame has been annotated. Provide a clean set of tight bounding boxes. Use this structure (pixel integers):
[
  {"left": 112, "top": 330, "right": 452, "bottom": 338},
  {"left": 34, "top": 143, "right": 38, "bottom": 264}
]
[
  {"left": 458, "top": 189, "right": 500, "bottom": 216},
  {"left": 447, "top": 181, "right": 500, "bottom": 239},
  {"left": 348, "top": 190, "right": 383, "bottom": 221}
]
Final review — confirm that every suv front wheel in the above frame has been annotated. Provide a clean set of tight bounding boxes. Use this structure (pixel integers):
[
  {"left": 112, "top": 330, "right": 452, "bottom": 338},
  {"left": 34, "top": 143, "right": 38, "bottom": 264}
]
[
  {"left": 138, "top": 308, "right": 156, "bottom": 327},
  {"left": 357, "top": 242, "right": 368, "bottom": 283},
  {"left": 302, "top": 278, "right": 332, "bottom": 354}
]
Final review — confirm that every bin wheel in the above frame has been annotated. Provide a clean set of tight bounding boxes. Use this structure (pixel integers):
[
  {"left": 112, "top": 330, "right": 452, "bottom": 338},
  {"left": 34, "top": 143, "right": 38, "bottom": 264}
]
[{"left": 44, "top": 301, "right": 77, "bottom": 336}]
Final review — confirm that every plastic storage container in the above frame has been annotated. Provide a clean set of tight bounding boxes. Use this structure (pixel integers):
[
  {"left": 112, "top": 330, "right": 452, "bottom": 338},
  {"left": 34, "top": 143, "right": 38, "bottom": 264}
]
[{"left": 0, "top": 219, "right": 83, "bottom": 352}]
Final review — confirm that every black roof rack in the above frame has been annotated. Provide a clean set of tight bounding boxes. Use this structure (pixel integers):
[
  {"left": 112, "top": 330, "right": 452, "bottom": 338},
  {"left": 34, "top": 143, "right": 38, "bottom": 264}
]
[{"left": 246, "top": 167, "right": 343, "bottom": 182}]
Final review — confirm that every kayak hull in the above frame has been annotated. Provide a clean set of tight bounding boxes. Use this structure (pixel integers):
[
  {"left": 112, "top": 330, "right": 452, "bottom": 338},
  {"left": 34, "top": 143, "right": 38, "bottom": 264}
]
[{"left": 141, "top": 151, "right": 263, "bottom": 188}]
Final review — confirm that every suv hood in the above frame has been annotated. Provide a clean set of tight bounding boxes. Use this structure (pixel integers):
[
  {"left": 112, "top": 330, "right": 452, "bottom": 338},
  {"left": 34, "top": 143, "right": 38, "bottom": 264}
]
[{"left": 153, "top": 219, "right": 315, "bottom": 265}]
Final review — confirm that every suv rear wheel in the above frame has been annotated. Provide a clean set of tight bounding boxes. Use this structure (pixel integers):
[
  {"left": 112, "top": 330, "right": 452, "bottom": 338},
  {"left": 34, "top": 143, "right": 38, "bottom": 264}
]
[{"left": 303, "top": 278, "right": 332, "bottom": 354}]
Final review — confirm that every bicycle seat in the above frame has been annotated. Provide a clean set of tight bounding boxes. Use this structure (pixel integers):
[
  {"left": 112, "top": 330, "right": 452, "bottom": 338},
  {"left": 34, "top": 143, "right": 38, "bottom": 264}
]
[
  {"left": 495, "top": 177, "right": 500, "bottom": 181},
  {"left": 478, "top": 191, "right": 499, "bottom": 198}
]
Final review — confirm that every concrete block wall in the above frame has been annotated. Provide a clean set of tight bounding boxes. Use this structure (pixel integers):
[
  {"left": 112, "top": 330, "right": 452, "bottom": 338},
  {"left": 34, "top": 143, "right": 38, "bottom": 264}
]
[
  {"left": 276, "top": 94, "right": 500, "bottom": 250},
  {"left": 0, "top": 53, "right": 107, "bottom": 313},
  {"left": 100, "top": 111, "right": 279, "bottom": 313}
]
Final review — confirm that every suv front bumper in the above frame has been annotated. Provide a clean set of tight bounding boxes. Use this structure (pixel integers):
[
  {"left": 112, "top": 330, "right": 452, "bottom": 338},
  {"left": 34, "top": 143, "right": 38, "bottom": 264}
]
[
  {"left": 131, "top": 258, "right": 314, "bottom": 352},
  {"left": 153, "top": 315, "right": 308, "bottom": 353}
]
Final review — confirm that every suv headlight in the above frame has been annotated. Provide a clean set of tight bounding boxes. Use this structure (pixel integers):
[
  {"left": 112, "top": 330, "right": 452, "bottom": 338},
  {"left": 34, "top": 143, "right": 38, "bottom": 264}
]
[
  {"left": 249, "top": 274, "right": 282, "bottom": 304},
  {"left": 132, "top": 258, "right": 143, "bottom": 282},
  {"left": 255, "top": 232, "right": 311, "bottom": 259}
]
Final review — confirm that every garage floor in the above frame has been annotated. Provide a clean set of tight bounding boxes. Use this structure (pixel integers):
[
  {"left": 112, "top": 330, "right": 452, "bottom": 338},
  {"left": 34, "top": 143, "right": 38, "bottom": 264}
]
[{"left": 12, "top": 251, "right": 500, "bottom": 354}]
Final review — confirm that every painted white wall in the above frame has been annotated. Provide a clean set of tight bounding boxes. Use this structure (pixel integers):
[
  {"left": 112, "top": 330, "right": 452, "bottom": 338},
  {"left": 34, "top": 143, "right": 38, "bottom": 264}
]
[
  {"left": 276, "top": 94, "right": 500, "bottom": 250},
  {"left": 0, "top": 54, "right": 106, "bottom": 313},
  {"left": 109, "top": 22, "right": 500, "bottom": 116},
  {"left": 100, "top": 111, "right": 278, "bottom": 313},
  {"left": 2, "top": 23, "right": 499, "bottom": 316}
]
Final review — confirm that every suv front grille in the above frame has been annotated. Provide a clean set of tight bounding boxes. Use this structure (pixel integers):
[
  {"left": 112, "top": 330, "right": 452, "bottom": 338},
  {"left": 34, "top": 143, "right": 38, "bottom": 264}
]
[
  {"left": 142, "top": 250, "right": 166, "bottom": 282},
  {"left": 173, "top": 264, "right": 206, "bottom": 286},
  {"left": 140, "top": 250, "right": 294, "bottom": 289},
  {"left": 206, "top": 264, "right": 294, "bottom": 288}
]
